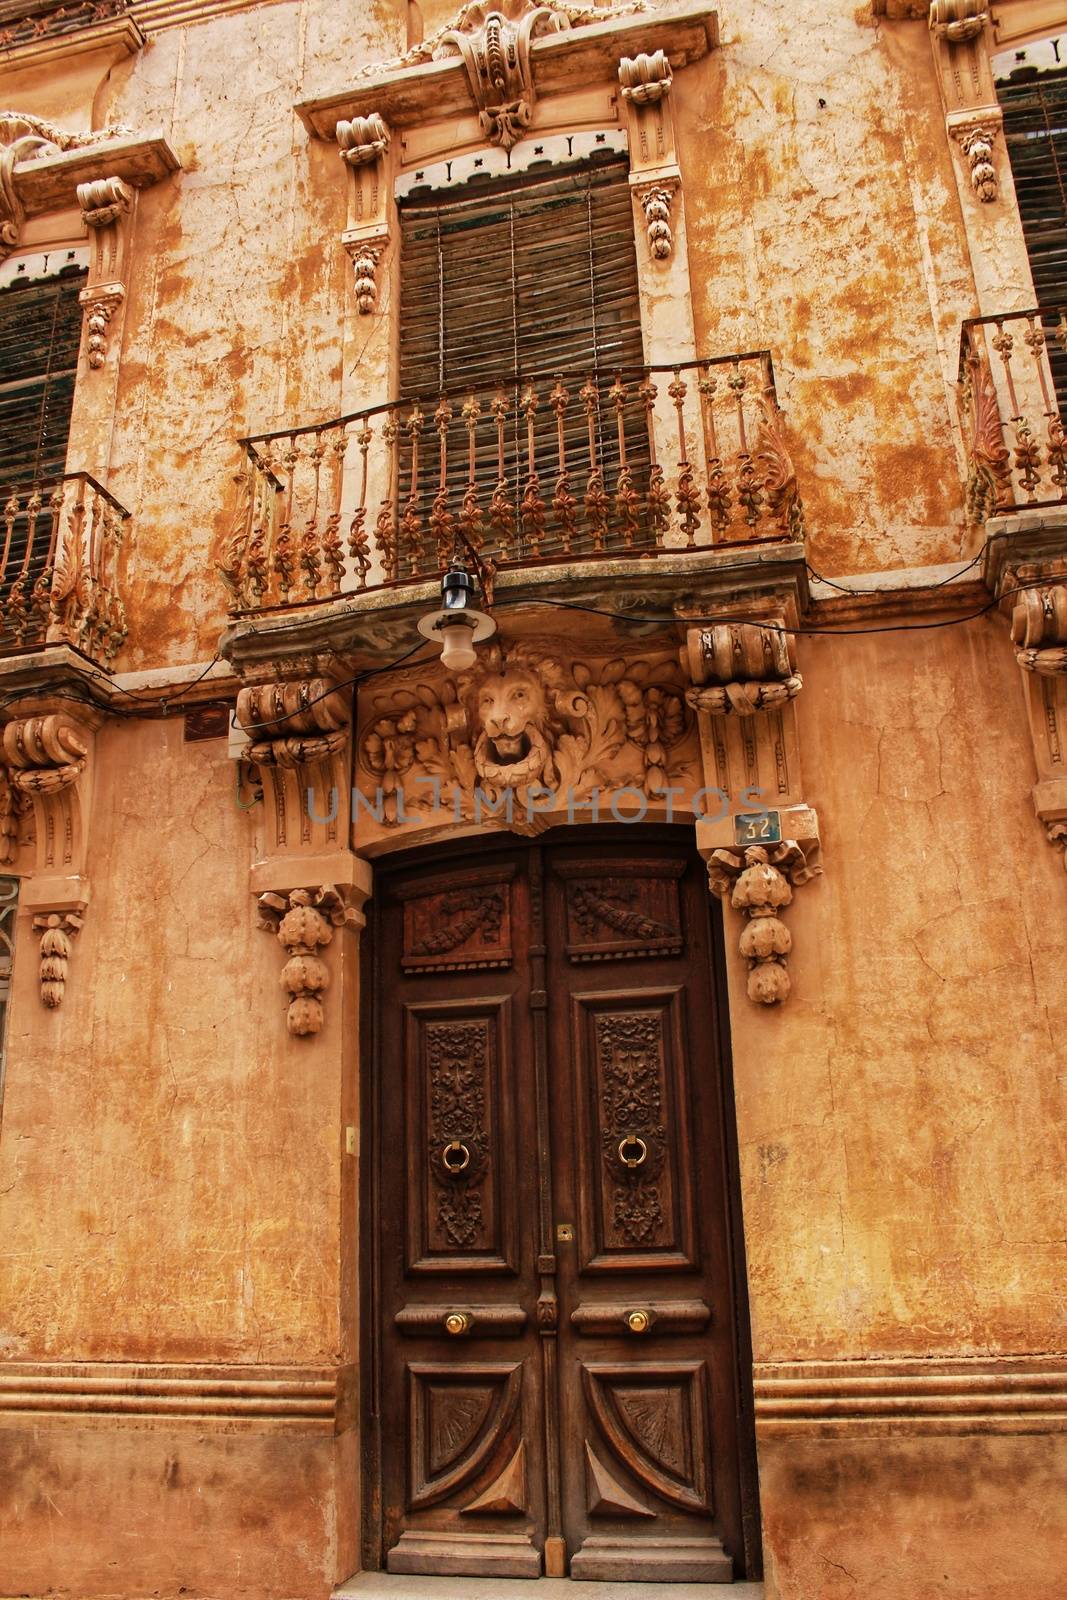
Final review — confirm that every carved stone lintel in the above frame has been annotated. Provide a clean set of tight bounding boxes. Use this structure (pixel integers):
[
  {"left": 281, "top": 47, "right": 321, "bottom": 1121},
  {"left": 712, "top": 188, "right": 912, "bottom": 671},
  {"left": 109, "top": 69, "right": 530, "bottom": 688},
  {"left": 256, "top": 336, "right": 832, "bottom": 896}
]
[
  {"left": 342, "top": 229, "right": 389, "bottom": 314},
  {"left": 619, "top": 50, "right": 672, "bottom": 104},
  {"left": 705, "top": 841, "right": 821, "bottom": 1006},
  {"left": 257, "top": 884, "right": 363, "bottom": 1037},
  {"left": 929, "top": 0, "right": 987, "bottom": 41},
  {"left": 951, "top": 118, "right": 999, "bottom": 202},
  {"left": 633, "top": 177, "right": 678, "bottom": 261},
  {"left": 32, "top": 908, "right": 83, "bottom": 1009}
]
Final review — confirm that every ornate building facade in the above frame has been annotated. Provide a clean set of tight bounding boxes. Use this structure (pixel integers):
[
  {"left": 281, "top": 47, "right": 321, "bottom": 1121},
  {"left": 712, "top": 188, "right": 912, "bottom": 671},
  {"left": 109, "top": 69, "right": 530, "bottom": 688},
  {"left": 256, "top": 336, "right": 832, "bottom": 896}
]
[{"left": 0, "top": 0, "right": 1064, "bottom": 1595}]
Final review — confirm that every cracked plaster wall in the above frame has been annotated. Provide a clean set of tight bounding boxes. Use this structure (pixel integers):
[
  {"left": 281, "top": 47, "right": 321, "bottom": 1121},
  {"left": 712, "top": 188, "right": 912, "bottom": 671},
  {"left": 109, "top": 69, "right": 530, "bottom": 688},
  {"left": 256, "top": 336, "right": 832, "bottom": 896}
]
[{"left": 37, "top": 0, "right": 1014, "bottom": 669}]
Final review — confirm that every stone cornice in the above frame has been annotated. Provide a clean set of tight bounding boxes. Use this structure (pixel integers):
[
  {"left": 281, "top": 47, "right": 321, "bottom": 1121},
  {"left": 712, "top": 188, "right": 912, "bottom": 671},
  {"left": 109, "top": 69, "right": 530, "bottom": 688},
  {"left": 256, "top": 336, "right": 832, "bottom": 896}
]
[
  {"left": 0, "top": 13, "right": 144, "bottom": 73},
  {"left": 11, "top": 130, "right": 178, "bottom": 218},
  {"left": 755, "top": 1355, "right": 1067, "bottom": 1437},
  {"left": 296, "top": 0, "right": 719, "bottom": 141}
]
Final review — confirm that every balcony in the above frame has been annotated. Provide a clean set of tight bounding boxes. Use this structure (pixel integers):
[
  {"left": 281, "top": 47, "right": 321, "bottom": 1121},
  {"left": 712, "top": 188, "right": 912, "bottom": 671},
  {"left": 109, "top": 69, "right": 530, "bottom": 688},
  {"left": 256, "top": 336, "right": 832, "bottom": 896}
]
[
  {"left": 958, "top": 307, "right": 1067, "bottom": 520},
  {"left": 0, "top": 0, "right": 130, "bottom": 49},
  {"left": 0, "top": 473, "right": 129, "bottom": 664},
  {"left": 222, "top": 352, "right": 806, "bottom": 618}
]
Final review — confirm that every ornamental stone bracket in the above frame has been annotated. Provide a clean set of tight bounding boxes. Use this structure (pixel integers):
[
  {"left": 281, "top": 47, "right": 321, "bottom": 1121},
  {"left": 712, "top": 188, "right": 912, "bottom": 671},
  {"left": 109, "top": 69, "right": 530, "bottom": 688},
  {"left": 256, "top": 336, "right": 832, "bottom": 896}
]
[
  {"left": 78, "top": 175, "right": 133, "bottom": 367},
  {"left": 0, "top": 701, "right": 104, "bottom": 1008},
  {"left": 436, "top": 0, "right": 570, "bottom": 152},
  {"left": 235, "top": 667, "right": 373, "bottom": 1040},
  {"left": 986, "top": 523, "right": 1067, "bottom": 874},
  {"left": 337, "top": 112, "right": 393, "bottom": 315},
  {"left": 927, "top": 3, "right": 1005, "bottom": 214},
  {"left": 256, "top": 881, "right": 367, "bottom": 1038},
  {"left": 683, "top": 620, "right": 821, "bottom": 1005}
]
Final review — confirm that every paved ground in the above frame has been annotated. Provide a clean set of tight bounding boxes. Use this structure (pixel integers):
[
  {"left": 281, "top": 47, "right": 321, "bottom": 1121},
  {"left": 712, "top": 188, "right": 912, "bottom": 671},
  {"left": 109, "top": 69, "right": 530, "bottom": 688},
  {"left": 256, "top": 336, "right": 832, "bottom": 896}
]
[{"left": 335, "top": 1577, "right": 765, "bottom": 1599}]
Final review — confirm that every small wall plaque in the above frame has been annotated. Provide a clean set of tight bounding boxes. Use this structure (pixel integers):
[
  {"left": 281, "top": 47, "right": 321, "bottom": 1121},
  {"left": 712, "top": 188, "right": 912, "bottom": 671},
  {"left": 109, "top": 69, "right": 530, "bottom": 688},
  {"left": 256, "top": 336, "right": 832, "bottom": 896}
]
[{"left": 734, "top": 810, "right": 782, "bottom": 846}]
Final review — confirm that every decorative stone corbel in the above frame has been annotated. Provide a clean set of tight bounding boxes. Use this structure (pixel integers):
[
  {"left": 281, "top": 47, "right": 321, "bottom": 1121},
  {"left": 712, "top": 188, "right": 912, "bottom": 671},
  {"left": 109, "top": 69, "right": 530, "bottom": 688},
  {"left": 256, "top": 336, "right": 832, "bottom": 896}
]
[
  {"left": 1009, "top": 582, "right": 1067, "bottom": 870},
  {"left": 619, "top": 50, "right": 683, "bottom": 268},
  {"left": 705, "top": 842, "right": 820, "bottom": 1005},
  {"left": 950, "top": 117, "right": 999, "bottom": 202},
  {"left": 929, "top": 0, "right": 987, "bottom": 42},
  {"left": 235, "top": 674, "right": 353, "bottom": 857},
  {"left": 77, "top": 176, "right": 133, "bottom": 368},
  {"left": 683, "top": 620, "right": 821, "bottom": 1006},
  {"left": 437, "top": 1, "right": 568, "bottom": 151},
  {"left": 256, "top": 883, "right": 364, "bottom": 1037},
  {"left": 632, "top": 176, "right": 679, "bottom": 260},
  {"left": 337, "top": 112, "right": 392, "bottom": 314},
  {"left": 0, "top": 707, "right": 101, "bottom": 1007}
]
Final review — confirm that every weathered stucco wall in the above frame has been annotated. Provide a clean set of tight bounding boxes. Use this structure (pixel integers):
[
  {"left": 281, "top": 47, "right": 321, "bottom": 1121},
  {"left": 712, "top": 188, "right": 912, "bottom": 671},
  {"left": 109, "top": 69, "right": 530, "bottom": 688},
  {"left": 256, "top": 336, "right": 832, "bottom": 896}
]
[{"left": 33, "top": 0, "right": 1009, "bottom": 670}]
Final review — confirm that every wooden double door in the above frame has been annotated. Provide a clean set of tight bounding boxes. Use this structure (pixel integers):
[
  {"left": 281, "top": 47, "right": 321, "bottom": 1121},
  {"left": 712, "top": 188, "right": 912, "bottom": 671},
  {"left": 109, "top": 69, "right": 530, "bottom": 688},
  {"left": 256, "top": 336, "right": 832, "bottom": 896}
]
[{"left": 364, "top": 834, "right": 757, "bottom": 1582}]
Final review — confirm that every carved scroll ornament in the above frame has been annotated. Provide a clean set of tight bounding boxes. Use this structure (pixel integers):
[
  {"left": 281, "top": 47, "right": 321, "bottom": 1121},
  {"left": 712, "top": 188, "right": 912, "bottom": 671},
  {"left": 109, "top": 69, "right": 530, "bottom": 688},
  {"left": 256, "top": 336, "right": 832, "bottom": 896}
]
[
  {"left": 237, "top": 675, "right": 352, "bottom": 854},
  {"left": 437, "top": 0, "right": 570, "bottom": 150},
  {"left": 929, "top": 0, "right": 987, "bottom": 41}
]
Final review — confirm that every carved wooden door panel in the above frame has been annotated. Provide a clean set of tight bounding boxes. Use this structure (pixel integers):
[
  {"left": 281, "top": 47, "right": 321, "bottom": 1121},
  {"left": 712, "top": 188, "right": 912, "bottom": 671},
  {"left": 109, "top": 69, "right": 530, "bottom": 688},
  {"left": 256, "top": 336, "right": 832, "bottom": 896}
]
[
  {"left": 369, "top": 837, "right": 751, "bottom": 1582},
  {"left": 374, "top": 857, "right": 549, "bottom": 1577},
  {"left": 546, "top": 844, "right": 746, "bottom": 1580}
]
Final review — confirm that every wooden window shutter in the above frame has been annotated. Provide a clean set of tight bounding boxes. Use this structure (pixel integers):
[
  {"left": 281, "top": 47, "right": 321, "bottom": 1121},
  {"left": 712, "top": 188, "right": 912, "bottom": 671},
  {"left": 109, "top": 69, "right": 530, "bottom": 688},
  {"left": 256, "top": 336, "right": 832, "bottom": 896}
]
[
  {"left": 398, "top": 153, "right": 648, "bottom": 543},
  {"left": 0, "top": 265, "right": 86, "bottom": 490},
  {"left": 996, "top": 67, "right": 1067, "bottom": 401}
]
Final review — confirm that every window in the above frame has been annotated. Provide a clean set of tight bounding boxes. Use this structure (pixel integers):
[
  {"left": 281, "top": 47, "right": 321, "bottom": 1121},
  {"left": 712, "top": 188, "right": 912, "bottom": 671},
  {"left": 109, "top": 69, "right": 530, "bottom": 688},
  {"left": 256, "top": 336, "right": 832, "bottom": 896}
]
[
  {"left": 397, "top": 150, "right": 650, "bottom": 554},
  {"left": 996, "top": 50, "right": 1067, "bottom": 405},
  {"left": 0, "top": 256, "right": 87, "bottom": 644}
]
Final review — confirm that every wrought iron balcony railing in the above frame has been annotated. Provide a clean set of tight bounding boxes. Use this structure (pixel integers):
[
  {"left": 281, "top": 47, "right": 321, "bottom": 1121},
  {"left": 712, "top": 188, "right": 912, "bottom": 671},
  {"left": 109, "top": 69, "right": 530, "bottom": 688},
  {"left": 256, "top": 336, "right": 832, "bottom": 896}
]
[
  {"left": 0, "top": 473, "right": 129, "bottom": 663},
  {"left": 958, "top": 307, "right": 1067, "bottom": 521},
  {"left": 222, "top": 352, "right": 805, "bottom": 616},
  {"left": 0, "top": 0, "right": 126, "bottom": 50}
]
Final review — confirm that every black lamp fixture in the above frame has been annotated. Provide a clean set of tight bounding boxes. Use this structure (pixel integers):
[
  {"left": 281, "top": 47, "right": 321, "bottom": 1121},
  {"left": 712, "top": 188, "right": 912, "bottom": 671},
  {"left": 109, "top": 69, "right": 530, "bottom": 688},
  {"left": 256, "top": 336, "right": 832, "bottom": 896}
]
[{"left": 417, "top": 557, "right": 496, "bottom": 672}]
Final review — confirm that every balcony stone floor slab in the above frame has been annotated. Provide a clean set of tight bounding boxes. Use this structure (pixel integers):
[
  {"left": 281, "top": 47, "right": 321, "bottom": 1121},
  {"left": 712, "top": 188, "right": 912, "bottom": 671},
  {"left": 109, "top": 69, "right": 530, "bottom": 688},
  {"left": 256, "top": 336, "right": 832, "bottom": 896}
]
[{"left": 335, "top": 1578, "right": 765, "bottom": 1599}]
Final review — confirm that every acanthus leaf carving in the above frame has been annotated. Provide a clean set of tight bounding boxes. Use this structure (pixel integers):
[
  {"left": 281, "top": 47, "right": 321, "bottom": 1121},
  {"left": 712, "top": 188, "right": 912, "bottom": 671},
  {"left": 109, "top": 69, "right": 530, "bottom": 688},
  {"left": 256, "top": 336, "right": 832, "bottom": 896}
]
[{"left": 356, "top": 642, "right": 697, "bottom": 836}]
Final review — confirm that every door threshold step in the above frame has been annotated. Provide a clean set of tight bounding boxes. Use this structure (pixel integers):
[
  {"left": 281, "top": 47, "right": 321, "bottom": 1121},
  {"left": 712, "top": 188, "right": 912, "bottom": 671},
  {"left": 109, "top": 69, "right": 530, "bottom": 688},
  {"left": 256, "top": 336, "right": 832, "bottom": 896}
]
[{"left": 335, "top": 1577, "right": 765, "bottom": 1598}]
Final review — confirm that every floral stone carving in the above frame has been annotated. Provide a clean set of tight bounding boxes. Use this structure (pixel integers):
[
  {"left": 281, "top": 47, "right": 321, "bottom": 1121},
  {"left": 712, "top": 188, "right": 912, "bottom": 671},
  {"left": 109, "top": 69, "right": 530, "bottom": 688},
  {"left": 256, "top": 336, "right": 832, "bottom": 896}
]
[
  {"left": 257, "top": 885, "right": 362, "bottom": 1037},
  {"left": 706, "top": 842, "right": 821, "bottom": 1005},
  {"left": 357, "top": 642, "right": 698, "bottom": 835}
]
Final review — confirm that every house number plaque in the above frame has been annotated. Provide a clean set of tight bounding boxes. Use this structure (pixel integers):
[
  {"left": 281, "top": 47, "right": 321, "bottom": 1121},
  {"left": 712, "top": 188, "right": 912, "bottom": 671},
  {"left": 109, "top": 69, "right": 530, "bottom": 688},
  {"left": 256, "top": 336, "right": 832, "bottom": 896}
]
[{"left": 734, "top": 810, "right": 782, "bottom": 846}]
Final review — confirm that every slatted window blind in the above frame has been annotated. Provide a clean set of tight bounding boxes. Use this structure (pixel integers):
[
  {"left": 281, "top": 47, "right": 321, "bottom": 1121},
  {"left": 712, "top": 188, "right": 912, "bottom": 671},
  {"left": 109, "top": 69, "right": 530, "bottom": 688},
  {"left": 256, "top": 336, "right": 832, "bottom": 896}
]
[
  {"left": 0, "top": 265, "right": 86, "bottom": 490},
  {"left": 398, "top": 154, "right": 648, "bottom": 537},
  {"left": 997, "top": 67, "right": 1067, "bottom": 404}
]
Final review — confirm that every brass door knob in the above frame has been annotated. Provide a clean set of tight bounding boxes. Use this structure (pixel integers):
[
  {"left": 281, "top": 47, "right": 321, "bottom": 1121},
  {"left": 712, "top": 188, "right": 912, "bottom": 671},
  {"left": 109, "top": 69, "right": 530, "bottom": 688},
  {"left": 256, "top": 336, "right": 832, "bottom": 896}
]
[
  {"left": 626, "top": 1309, "right": 651, "bottom": 1334},
  {"left": 444, "top": 1311, "right": 471, "bottom": 1336}
]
